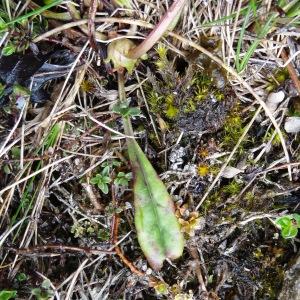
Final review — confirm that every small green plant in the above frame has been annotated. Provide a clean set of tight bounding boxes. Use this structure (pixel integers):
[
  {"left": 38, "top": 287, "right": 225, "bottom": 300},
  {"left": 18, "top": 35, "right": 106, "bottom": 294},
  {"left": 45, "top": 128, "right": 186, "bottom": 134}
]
[
  {"left": 106, "top": 0, "right": 187, "bottom": 270},
  {"left": 0, "top": 290, "right": 17, "bottom": 300},
  {"left": 112, "top": 100, "right": 141, "bottom": 118},
  {"left": 155, "top": 43, "right": 169, "bottom": 70},
  {"left": 90, "top": 172, "right": 111, "bottom": 194},
  {"left": 114, "top": 171, "right": 132, "bottom": 187},
  {"left": 275, "top": 214, "right": 300, "bottom": 239},
  {"left": 31, "top": 279, "right": 54, "bottom": 300},
  {"left": 16, "top": 273, "right": 27, "bottom": 282},
  {"left": 71, "top": 220, "right": 99, "bottom": 238},
  {"left": 265, "top": 128, "right": 286, "bottom": 147},
  {"left": 222, "top": 109, "right": 245, "bottom": 150},
  {"left": 91, "top": 160, "right": 130, "bottom": 193}
]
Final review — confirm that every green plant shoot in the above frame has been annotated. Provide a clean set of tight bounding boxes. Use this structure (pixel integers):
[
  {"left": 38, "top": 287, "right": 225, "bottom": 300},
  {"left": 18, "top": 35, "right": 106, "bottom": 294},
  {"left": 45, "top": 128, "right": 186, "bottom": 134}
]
[{"left": 118, "top": 73, "right": 184, "bottom": 270}]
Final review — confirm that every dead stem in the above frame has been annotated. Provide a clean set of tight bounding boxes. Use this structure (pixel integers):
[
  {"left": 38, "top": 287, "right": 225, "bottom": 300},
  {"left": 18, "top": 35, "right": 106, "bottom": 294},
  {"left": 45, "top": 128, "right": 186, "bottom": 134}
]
[
  {"left": 281, "top": 49, "right": 300, "bottom": 96},
  {"left": 8, "top": 245, "right": 115, "bottom": 256},
  {"left": 87, "top": 0, "right": 98, "bottom": 53}
]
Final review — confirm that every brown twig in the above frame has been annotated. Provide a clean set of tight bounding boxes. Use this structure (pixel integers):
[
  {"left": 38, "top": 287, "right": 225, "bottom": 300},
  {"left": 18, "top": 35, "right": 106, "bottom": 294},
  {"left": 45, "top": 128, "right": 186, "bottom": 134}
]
[
  {"left": 281, "top": 48, "right": 300, "bottom": 96},
  {"left": 112, "top": 214, "right": 145, "bottom": 276},
  {"left": 0, "top": 150, "right": 61, "bottom": 164},
  {"left": 8, "top": 244, "right": 114, "bottom": 256},
  {"left": 189, "top": 246, "right": 207, "bottom": 292},
  {"left": 110, "top": 184, "right": 145, "bottom": 276},
  {"left": 88, "top": 0, "right": 99, "bottom": 53}
]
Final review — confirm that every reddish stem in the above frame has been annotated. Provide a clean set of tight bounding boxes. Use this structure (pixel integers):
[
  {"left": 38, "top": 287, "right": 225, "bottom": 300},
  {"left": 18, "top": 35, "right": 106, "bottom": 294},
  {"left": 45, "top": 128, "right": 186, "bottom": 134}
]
[
  {"left": 281, "top": 49, "right": 300, "bottom": 96},
  {"left": 127, "top": 0, "right": 187, "bottom": 59}
]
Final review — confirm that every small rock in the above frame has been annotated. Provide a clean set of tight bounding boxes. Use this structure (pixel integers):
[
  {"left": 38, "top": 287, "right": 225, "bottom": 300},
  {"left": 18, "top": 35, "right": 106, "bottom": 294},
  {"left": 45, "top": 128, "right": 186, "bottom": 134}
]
[
  {"left": 284, "top": 117, "right": 300, "bottom": 133},
  {"left": 279, "top": 255, "right": 300, "bottom": 300},
  {"left": 221, "top": 166, "right": 243, "bottom": 179},
  {"left": 266, "top": 90, "right": 285, "bottom": 113}
]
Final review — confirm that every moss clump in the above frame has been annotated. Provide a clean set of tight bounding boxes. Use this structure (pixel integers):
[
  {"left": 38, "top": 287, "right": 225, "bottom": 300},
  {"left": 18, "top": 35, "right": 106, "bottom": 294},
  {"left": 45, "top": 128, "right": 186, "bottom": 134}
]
[
  {"left": 145, "top": 46, "right": 227, "bottom": 126},
  {"left": 222, "top": 106, "right": 244, "bottom": 150},
  {"left": 165, "top": 95, "right": 179, "bottom": 118},
  {"left": 222, "top": 180, "right": 243, "bottom": 196},
  {"left": 266, "top": 68, "right": 289, "bottom": 92}
]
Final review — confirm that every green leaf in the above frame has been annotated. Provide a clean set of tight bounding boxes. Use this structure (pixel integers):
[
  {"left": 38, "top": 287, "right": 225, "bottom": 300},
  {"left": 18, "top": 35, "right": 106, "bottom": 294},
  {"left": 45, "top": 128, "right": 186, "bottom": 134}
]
[
  {"left": 16, "top": 273, "right": 27, "bottom": 282},
  {"left": 286, "top": 1, "right": 300, "bottom": 18},
  {"left": 113, "top": 101, "right": 141, "bottom": 117},
  {"left": 238, "top": 13, "right": 276, "bottom": 72},
  {"left": 3, "top": 164, "right": 11, "bottom": 174},
  {"left": 3, "top": 0, "right": 63, "bottom": 29},
  {"left": 275, "top": 216, "right": 292, "bottom": 228},
  {"left": 114, "top": 172, "right": 132, "bottom": 187},
  {"left": 99, "top": 182, "right": 109, "bottom": 194},
  {"left": 102, "top": 176, "right": 111, "bottom": 184},
  {"left": 101, "top": 165, "right": 110, "bottom": 176},
  {"left": 281, "top": 225, "right": 298, "bottom": 239},
  {"left": 2, "top": 44, "right": 16, "bottom": 56},
  {"left": 12, "top": 84, "right": 30, "bottom": 97},
  {"left": 11, "top": 146, "right": 21, "bottom": 159},
  {"left": 41, "top": 279, "right": 51, "bottom": 290},
  {"left": 31, "top": 288, "right": 40, "bottom": 296},
  {"left": 127, "top": 139, "right": 184, "bottom": 270},
  {"left": 90, "top": 175, "right": 100, "bottom": 185},
  {"left": 275, "top": 214, "right": 300, "bottom": 239},
  {"left": 0, "top": 290, "right": 17, "bottom": 300}
]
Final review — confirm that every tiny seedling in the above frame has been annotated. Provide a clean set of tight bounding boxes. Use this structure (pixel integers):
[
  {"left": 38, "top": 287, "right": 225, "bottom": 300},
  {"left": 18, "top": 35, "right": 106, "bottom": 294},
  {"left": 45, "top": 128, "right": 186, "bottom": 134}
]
[
  {"left": 91, "top": 160, "right": 126, "bottom": 194},
  {"left": 275, "top": 214, "right": 300, "bottom": 239},
  {"left": 114, "top": 172, "right": 132, "bottom": 187},
  {"left": 90, "top": 172, "right": 111, "bottom": 194},
  {"left": 16, "top": 273, "right": 27, "bottom": 282},
  {"left": 31, "top": 279, "right": 54, "bottom": 300}
]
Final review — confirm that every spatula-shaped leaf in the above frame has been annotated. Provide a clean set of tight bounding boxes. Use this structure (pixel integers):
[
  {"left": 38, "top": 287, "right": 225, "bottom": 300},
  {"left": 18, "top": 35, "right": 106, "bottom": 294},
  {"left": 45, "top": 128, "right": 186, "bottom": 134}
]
[{"left": 126, "top": 138, "right": 184, "bottom": 270}]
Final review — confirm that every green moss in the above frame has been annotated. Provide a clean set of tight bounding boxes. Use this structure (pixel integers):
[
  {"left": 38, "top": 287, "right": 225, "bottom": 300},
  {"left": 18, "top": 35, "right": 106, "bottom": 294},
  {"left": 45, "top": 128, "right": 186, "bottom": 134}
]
[
  {"left": 222, "top": 107, "right": 245, "bottom": 150},
  {"left": 214, "top": 90, "right": 225, "bottom": 101},
  {"left": 146, "top": 55, "right": 227, "bottom": 125},
  {"left": 222, "top": 180, "right": 243, "bottom": 196},
  {"left": 165, "top": 104, "right": 179, "bottom": 118},
  {"left": 155, "top": 43, "right": 168, "bottom": 70},
  {"left": 165, "top": 94, "right": 179, "bottom": 118},
  {"left": 244, "top": 191, "right": 255, "bottom": 208},
  {"left": 146, "top": 89, "right": 163, "bottom": 114},
  {"left": 265, "top": 128, "right": 286, "bottom": 147},
  {"left": 266, "top": 68, "right": 289, "bottom": 92},
  {"left": 201, "top": 191, "right": 221, "bottom": 214},
  {"left": 184, "top": 99, "right": 197, "bottom": 113}
]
